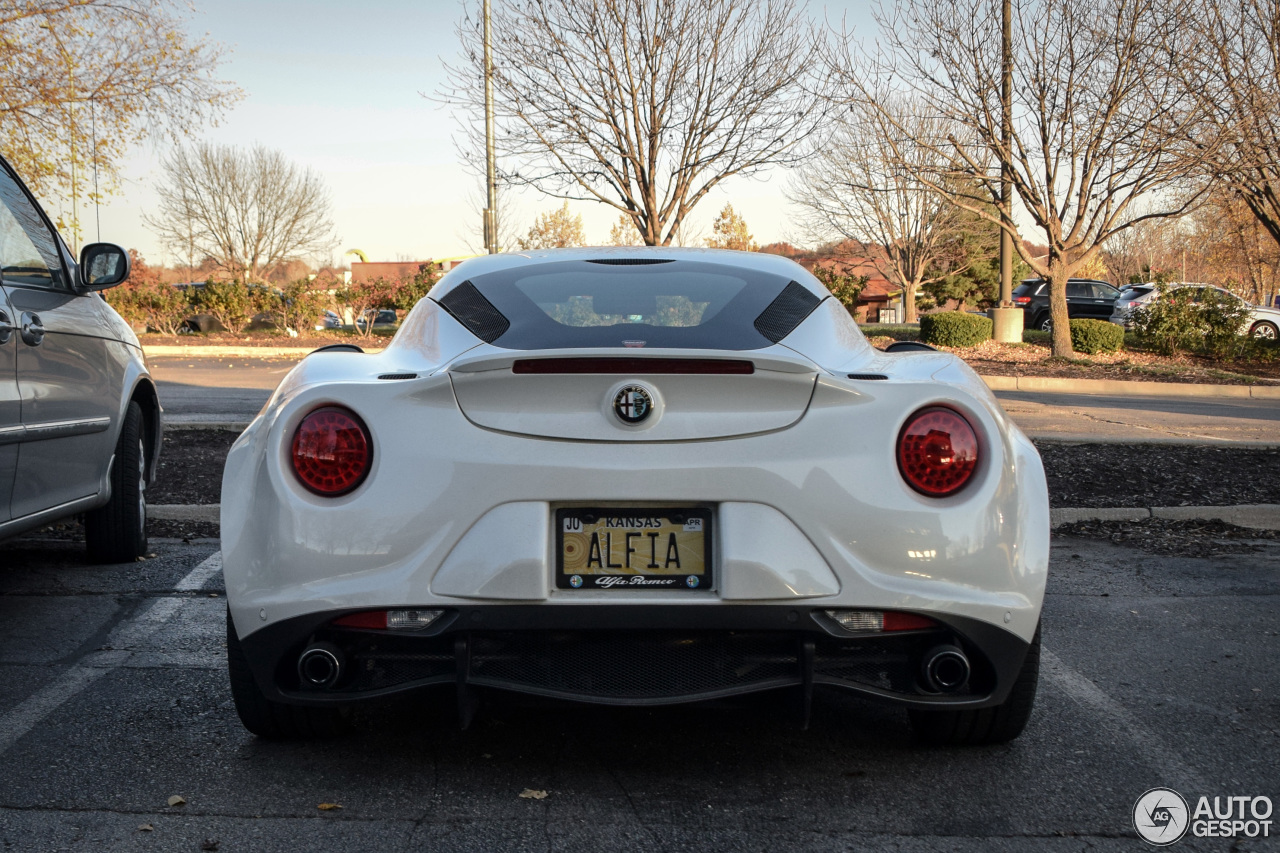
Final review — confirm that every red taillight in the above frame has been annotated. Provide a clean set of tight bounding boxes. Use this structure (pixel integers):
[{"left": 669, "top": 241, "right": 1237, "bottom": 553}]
[
  {"left": 332, "top": 610, "right": 387, "bottom": 629},
  {"left": 1013, "top": 296, "right": 1031, "bottom": 304},
  {"left": 896, "top": 406, "right": 979, "bottom": 497},
  {"left": 883, "top": 611, "right": 938, "bottom": 631},
  {"left": 291, "top": 406, "right": 372, "bottom": 496}
]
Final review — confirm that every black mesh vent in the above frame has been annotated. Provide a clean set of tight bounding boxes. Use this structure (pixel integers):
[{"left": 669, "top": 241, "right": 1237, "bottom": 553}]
[
  {"left": 585, "top": 258, "right": 674, "bottom": 266},
  {"left": 438, "top": 281, "right": 510, "bottom": 343},
  {"left": 846, "top": 373, "right": 888, "bottom": 381},
  {"left": 377, "top": 373, "right": 418, "bottom": 380},
  {"left": 469, "top": 631, "right": 798, "bottom": 700},
  {"left": 753, "top": 281, "right": 822, "bottom": 343}
]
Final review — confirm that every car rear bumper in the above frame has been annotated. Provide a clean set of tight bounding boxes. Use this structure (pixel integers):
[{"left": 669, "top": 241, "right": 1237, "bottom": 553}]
[{"left": 235, "top": 605, "right": 1035, "bottom": 711}]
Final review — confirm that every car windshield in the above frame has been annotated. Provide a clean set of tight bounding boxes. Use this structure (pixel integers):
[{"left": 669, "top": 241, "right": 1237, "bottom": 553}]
[{"left": 449, "top": 259, "right": 808, "bottom": 350}]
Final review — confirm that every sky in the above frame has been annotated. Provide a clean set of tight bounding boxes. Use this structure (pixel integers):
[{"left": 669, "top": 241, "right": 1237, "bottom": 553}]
[{"left": 86, "top": 0, "right": 876, "bottom": 269}]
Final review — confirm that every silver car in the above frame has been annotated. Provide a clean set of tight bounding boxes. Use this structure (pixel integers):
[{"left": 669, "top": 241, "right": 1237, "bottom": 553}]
[
  {"left": 0, "top": 155, "right": 161, "bottom": 562},
  {"left": 1109, "top": 282, "right": 1280, "bottom": 339}
]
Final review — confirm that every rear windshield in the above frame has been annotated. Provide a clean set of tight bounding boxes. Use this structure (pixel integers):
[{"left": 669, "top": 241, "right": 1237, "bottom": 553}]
[
  {"left": 1121, "top": 286, "right": 1153, "bottom": 298},
  {"left": 443, "top": 259, "right": 809, "bottom": 350}
]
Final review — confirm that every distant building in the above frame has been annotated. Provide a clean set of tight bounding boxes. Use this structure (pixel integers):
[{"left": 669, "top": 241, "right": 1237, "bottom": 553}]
[
  {"left": 760, "top": 241, "right": 902, "bottom": 322},
  {"left": 349, "top": 257, "right": 472, "bottom": 285}
]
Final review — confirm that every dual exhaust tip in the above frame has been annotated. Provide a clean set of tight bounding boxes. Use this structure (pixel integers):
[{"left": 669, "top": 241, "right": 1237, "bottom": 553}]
[{"left": 298, "top": 638, "right": 972, "bottom": 694}]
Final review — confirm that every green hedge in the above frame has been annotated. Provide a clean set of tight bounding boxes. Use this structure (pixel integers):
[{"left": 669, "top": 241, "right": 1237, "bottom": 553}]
[
  {"left": 919, "top": 312, "right": 993, "bottom": 347},
  {"left": 1069, "top": 318, "right": 1124, "bottom": 354}
]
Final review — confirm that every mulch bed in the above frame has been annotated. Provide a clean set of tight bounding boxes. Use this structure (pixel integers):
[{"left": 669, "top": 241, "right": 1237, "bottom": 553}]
[
  {"left": 1053, "top": 518, "right": 1279, "bottom": 556},
  {"left": 148, "top": 429, "right": 238, "bottom": 505}
]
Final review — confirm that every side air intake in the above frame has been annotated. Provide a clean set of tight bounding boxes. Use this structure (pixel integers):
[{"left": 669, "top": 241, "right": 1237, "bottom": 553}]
[
  {"left": 754, "top": 281, "right": 822, "bottom": 343},
  {"left": 437, "top": 281, "right": 510, "bottom": 343}
]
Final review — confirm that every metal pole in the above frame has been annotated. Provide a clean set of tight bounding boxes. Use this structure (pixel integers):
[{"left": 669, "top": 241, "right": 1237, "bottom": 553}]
[
  {"left": 999, "top": 0, "right": 1013, "bottom": 307},
  {"left": 483, "top": 0, "right": 498, "bottom": 254}
]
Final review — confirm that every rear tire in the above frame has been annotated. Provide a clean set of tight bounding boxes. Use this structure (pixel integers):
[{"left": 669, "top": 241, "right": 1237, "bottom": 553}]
[
  {"left": 908, "top": 624, "right": 1040, "bottom": 746},
  {"left": 1036, "top": 314, "right": 1052, "bottom": 332},
  {"left": 85, "top": 401, "right": 147, "bottom": 563},
  {"left": 1250, "top": 321, "right": 1278, "bottom": 340},
  {"left": 226, "top": 609, "right": 353, "bottom": 739}
]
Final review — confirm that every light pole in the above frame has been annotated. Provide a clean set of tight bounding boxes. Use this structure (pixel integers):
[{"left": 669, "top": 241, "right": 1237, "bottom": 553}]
[
  {"left": 991, "top": 0, "right": 1024, "bottom": 342},
  {"left": 482, "top": 0, "right": 499, "bottom": 254}
]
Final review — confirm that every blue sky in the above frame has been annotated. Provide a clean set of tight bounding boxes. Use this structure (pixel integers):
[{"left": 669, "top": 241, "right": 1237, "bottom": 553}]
[{"left": 94, "top": 0, "right": 876, "bottom": 267}]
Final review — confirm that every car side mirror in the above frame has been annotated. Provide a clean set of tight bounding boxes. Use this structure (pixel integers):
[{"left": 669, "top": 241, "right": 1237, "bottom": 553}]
[{"left": 78, "top": 243, "right": 131, "bottom": 291}]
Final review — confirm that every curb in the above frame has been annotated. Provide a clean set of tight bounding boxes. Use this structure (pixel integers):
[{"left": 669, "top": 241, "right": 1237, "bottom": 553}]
[
  {"left": 144, "top": 345, "right": 383, "bottom": 358},
  {"left": 151, "top": 503, "right": 1280, "bottom": 531},
  {"left": 982, "top": 374, "right": 1280, "bottom": 399},
  {"left": 1051, "top": 504, "right": 1280, "bottom": 530}
]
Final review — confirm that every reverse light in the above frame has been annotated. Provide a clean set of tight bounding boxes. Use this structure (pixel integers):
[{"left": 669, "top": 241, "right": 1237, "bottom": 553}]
[
  {"left": 291, "top": 406, "right": 372, "bottom": 496},
  {"left": 826, "top": 610, "right": 939, "bottom": 633},
  {"left": 331, "top": 609, "right": 444, "bottom": 631},
  {"left": 896, "top": 406, "right": 980, "bottom": 497}
]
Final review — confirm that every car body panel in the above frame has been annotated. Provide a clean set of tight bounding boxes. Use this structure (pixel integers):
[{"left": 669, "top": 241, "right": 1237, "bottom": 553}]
[
  {"left": 0, "top": 286, "right": 18, "bottom": 520},
  {"left": 222, "top": 248, "right": 1048, "bottom": 712},
  {"left": 0, "top": 154, "right": 159, "bottom": 542}
]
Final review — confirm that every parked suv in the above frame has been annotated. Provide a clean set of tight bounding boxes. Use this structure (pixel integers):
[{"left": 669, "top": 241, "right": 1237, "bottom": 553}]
[
  {"left": 1012, "top": 278, "right": 1121, "bottom": 331},
  {"left": 0, "top": 154, "right": 161, "bottom": 562},
  {"left": 1109, "top": 283, "right": 1280, "bottom": 338}
]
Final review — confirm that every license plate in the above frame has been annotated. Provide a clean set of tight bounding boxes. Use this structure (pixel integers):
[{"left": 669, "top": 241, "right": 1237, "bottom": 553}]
[{"left": 555, "top": 507, "right": 712, "bottom": 591}]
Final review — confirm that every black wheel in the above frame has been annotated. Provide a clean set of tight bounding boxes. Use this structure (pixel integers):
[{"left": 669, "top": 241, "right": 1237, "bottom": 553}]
[
  {"left": 1036, "top": 314, "right": 1053, "bottom": 332},
  {"left": 85, "top": 401, "right": 147, "bottom": 563},
  {"left": 908, "top": 624, "right": 1040, "bottom": 746},
  {"left": 1250, "top": 321, "right": 1278, "bottom": 340},
  {"left": 226, "top": 609, "right": 352, "bottom": 739}
]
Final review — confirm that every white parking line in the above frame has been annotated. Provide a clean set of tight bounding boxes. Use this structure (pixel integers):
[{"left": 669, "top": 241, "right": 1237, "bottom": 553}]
[
  {"left": 1042, "top": 648, "right": 1207, "bottom": 793},
  {"left": 0, "top": 552, "right": 222, "bottom": 758}
]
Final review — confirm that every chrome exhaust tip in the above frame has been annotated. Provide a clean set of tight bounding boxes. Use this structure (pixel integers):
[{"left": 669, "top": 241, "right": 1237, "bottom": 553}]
[
  {"left": 921, "top": 644, "right": 971, "bottom": 693},
  {"left": 298, "top": 642, "right": 344, "bottom": 689}
]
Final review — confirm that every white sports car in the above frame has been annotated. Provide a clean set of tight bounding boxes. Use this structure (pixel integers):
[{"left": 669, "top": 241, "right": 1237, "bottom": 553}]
[{"left": 222, "top": 248, "right": 1049, "bottom": 744}]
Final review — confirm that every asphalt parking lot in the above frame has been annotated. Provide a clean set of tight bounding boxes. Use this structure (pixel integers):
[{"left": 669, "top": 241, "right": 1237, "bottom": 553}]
[{"left": 0, "top": 532, "right": 1276, "bottom": 851}]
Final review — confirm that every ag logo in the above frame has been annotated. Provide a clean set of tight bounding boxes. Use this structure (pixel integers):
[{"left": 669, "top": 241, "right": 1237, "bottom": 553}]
[
  {"left": 613, "top": 384, "right": 654, "bottom": 424},
  {"left": 1134, "top": 788, "right": 1190, "bottom": 846}
]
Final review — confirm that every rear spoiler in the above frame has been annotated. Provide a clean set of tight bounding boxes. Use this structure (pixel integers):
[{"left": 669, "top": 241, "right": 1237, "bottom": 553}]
[{"left": 447, "top": 348, "right": 818, "bottom": 375}]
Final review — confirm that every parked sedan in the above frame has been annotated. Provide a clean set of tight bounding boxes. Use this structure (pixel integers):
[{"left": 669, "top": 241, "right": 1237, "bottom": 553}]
[
  {"left": 222, "top": 248, "right": 1049, "bottom": 745},
  {"left": 1013, "top": 278, "right": 1121, "bottom": 331},
  {"left": 0, "top": 155, "right": 161, "bottom": 562},
  {"left": 1109, "top": 283, "right": 1280, "bottom": 338}
]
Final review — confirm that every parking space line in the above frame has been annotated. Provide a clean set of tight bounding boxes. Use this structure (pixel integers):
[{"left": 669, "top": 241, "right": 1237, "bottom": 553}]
[
  {"left": 1041, "top": 648, "right": 1207, "bottom": 793},
  {"left": 0, "top": 552, "right": 222, "bottom": 758}
]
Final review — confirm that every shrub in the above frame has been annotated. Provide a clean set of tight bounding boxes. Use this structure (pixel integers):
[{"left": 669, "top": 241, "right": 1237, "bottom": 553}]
[
  {"left": 1130, "top": 285, "right": 1252, "bottom": 357},
  {"left": 105, "top": 279, "right": 193, "bottom": 335},
  {"left": 261, "top": 279, "right": 330, "bottom": 334},
  {"left": 919, "top": 311, "right": 992, "bottom": 347},
  {"left": 193, "top": 279, "right": 271, "bottom": 334},
  {"left": 1069, "top": 319, "right": 1124, "bottom": 354}
]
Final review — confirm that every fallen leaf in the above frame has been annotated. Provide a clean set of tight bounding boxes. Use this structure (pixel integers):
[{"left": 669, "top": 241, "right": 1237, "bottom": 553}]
[
  {"left": 137, "top": 824, "right": 154, "bottom": 832},
  {"left": 317, "top": 803, "right": 343, "bottom": 811},
  {"left": 201, "top": 840, "right": 220, "bottom": 851},
  {"left": 519, "top": 789, "right": 549, "bottom": 800},
  {"left": 167, "top": 795, "right": 186, "bottom": 807}
]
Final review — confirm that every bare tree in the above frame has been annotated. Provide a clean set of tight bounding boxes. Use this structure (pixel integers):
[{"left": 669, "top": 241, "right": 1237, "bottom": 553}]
[
  {"left": 1163, "top": 0, "right": 1280, "bottom": 249},
  {"left": 790, "top": 97, "right": 966, "bottom": 323},
  {"left": 0, "top": 0, "right": 239, "bottom": 217},
  {"left": 833, "top": 0, "right": 1206, "bottom": 354},
  {"left": 146, "top": 143, "right": 337, "bottom": 282},
  {"left": 517, "top": 201, "right": 587, "bottom": 249},
  {"left": 440, "top": 0, "right": 824, "bottom": 246}
]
